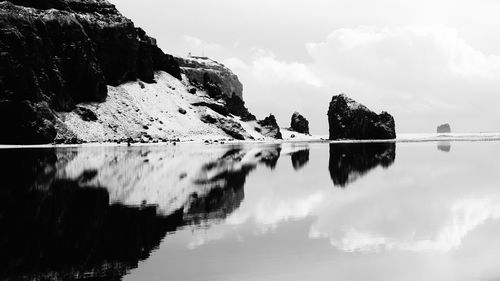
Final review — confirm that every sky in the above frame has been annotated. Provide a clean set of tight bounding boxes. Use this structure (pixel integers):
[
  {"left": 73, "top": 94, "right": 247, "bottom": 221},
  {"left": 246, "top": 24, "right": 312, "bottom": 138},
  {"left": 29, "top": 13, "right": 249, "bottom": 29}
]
[{"left": 113, "top": 0, "right": 500, "bottom": 134}]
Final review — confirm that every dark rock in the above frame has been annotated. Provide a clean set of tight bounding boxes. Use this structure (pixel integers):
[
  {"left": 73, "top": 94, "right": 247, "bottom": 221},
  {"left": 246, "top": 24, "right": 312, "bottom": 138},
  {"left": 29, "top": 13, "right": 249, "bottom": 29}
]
[
  {"left": 176, "top": 56, "right": 242, "bottom": 99},
  {"left": 177, "top": 56, "right": 256, "bottom": 120},
  {"left": 188, "top": 87, "right": 197, "bottom": 94},
  {"left": 178, "top": 108, "right": 187, "bottom": 115},
  {"left": 257, "top": 114, "right": 282, "bottom": 139},
  {"left": 217, "top": 118, "right": 252, "bottom": 140},
  {"left": 328, "top": 94, "right": 396, "bottom": 140},
  {"left": 437, "top": 123, "right": 451, "bottom": 133},
  {"left": 192, "top": 102, "right": 229, "bottom": 116},
  {"left": 0, "top": 100, "right": 56, "bottom": 144},
  {"left": 74, "top": 106, "right": 97, "bottom": 122},
  {"left": 201, "top": 114, "right": 253, "bottom": 140},
  {"left": 290, "top": 112, "right": 309, "bottom": 134},
  {"left": 0, "top": 0, "right": 181, "bottom": 144},
  {"left": 200, "top": 114, "right": 217, "bottom": 124},
  {"left": 225, "top": 95, "right": 256, "bottom": 121}
]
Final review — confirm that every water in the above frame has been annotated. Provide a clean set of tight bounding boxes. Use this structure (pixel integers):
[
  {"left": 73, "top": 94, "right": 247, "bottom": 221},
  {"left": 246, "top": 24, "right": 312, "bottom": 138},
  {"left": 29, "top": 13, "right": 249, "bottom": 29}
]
[{"left": 1, "top": 141, "right": 500, "bottom": 281}]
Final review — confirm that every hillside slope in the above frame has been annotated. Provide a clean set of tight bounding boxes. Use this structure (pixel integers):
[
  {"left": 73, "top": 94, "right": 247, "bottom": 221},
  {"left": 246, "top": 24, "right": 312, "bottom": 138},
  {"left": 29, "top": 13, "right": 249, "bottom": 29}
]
[{"left": 55, "top": 71, "right": 280, "bottom": 143}]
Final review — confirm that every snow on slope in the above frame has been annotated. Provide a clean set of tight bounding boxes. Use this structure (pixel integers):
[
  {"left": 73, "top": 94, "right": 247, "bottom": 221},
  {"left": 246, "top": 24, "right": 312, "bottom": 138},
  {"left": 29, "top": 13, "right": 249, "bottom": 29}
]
[{"left": 55, "top": 71, "right": 272, "bottom": 143}]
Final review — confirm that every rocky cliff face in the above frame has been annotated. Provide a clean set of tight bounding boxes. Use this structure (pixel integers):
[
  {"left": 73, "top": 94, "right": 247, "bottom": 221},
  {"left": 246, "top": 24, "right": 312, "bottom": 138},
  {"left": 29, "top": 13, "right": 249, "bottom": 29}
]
[
  {"left": 257, "top": 114, "right": 282, "bottom": 139},
  {"left": 176, "top": 56, "right": 256, "bottom": 121},
  {"left": 0, "top": 0, "right": 280, "bottom": 144},
  {"left": 0, "top": 0, "right": 181, "bottom": 144},
  {"left": 328, "top": 94, "right": 396, "bottom": 140}
]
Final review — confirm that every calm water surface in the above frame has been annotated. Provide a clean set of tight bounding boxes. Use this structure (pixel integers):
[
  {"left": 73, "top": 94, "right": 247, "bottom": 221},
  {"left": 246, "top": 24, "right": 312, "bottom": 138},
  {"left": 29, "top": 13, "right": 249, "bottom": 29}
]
[{"left": 1, "top": 141, "right": 500, "bottom": 281}]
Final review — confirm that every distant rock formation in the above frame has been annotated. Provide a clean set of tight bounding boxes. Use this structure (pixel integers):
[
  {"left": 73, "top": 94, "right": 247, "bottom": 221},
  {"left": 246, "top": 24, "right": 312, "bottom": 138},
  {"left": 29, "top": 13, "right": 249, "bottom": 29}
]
[
  {"left": 437, "top": 123, "right": 451, "bottom": 133},
  {"left": 329, "top": 143, "right": 396, "bottom": 187},
  {"left": 290, "top": 112, "right": 310, "bottom": 134},
  {"left": 257, "top": 114, "right": 283, "bottom": 139},
  {"left": 327, "top": 94, "right": 396, "bottom": 140},
  {"left": 176, "top": 56, "right": 256, "bottom": 121},
  {"left": 0, "top": 0, "right": 180, "bottom": 144}
]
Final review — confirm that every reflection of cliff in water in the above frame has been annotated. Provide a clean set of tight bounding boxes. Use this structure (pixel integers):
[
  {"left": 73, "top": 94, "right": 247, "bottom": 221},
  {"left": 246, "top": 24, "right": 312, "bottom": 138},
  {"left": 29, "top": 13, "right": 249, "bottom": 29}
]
[
  {"left": 328, "top": 143, "right": 396, "bottom": 187},
  {"left": 186, "top": 146, "right": 280, "bottom": 224},
  {"left": 291, "top": 149, "right": 310, "bottom": 170},
  {"left": 0, "top": 145, "right": 281, "bottom": 280}
]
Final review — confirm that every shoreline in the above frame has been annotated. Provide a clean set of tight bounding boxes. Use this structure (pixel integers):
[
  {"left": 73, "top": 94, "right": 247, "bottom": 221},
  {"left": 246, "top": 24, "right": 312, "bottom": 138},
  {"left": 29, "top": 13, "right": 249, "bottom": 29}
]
[{"left": 1, "top": 133, "right": 500, "bottom": 149}]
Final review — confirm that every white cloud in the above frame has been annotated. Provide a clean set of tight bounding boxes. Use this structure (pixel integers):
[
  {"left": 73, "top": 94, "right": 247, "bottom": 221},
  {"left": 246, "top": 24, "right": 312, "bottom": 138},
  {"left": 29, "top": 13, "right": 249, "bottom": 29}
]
[
  {"left": 305, "top": 25, "right": 500, "bottom": 132},
  {"left": 222, "top": 51, "right": 327, "bottom": 132},
  {"left": 307, "top": 25, "right": 500, "bottom": 81},
  {"left": 251, "top": 56, "right": 322, "bottom": 88}
]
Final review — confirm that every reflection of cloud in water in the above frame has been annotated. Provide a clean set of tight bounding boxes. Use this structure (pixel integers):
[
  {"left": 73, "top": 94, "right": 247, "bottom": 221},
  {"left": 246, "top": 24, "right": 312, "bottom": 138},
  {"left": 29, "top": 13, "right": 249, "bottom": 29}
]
[
  {"left": 328, "top": 143, "right": 396, "bottom": 187},
  {"left": 190, "top": 142, "right": 500, "bottom": 258},
  {"left": 313, "top": 197, "right": 500, "bottom": 253}
]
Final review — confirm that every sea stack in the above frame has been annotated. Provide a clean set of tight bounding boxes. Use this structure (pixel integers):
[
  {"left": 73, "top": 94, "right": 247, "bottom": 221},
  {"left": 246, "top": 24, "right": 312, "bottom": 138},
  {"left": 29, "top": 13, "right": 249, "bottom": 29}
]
[
  {"left": 437, "top": 123, "right": 451, "bottom": 133},
  {"left": 327, "top": 94, "right": 396, "bottom": 140},
  {"left": 257, "top": 114, "right": 282, "bottom": 139},
  {"left": 290, "top": 112, "right": 310, "bottom": 135}
]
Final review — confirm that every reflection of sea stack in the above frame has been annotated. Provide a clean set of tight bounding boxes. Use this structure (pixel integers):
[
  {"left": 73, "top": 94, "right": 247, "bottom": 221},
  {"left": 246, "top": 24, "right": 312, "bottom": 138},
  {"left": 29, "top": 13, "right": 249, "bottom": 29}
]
[
  {"left": 437, "top": 123, "right": 451, "bottom": 133},
  {"left": 328, "top": 143, "right": 396, "bottom": 187},
  {"left": 437, "top": 141, "right": 451, "bottom": 152},
  {"left": 328, "top": 94, "right": 396, "bottom": 140},
  {"left": 291, "top": 149, "right": 310, "bottom": 170}
]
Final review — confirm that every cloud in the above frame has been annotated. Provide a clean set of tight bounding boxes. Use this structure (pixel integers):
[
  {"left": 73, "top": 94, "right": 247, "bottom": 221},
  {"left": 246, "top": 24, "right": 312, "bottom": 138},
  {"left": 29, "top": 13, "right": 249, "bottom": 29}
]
[
  {"left": 182, "top": 35, "right": 228, "bottom": 59},
  {"left": 251, "top": 56, "right": 322, "bottom": 88},
  {"left": 307, "top": 25, "right": 500, "bottom": 83},
  {"left": 222, "top": 51, "right": 327, "bottom": 132},
  {"left": 184, "top": 27, "right": 500, "bottom": 133},
  {"left": 305, "top": 25, "right": 500, "bottom": 132},
  {"left": 224, "top": 50, "right": 322, "bottom": 88}
]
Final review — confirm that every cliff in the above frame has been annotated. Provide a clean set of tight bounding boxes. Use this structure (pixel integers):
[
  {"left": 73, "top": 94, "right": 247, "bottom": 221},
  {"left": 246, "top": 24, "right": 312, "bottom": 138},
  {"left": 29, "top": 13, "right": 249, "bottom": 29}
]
[
  {"left": 0, "top": 0, "right": 276, "bottom": 144},
  {"left": 176, "top": 56, "right": 256, "bottom": 121},
  {"left": 0, "top": 0, "right": 180, "bottom": 144}
]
